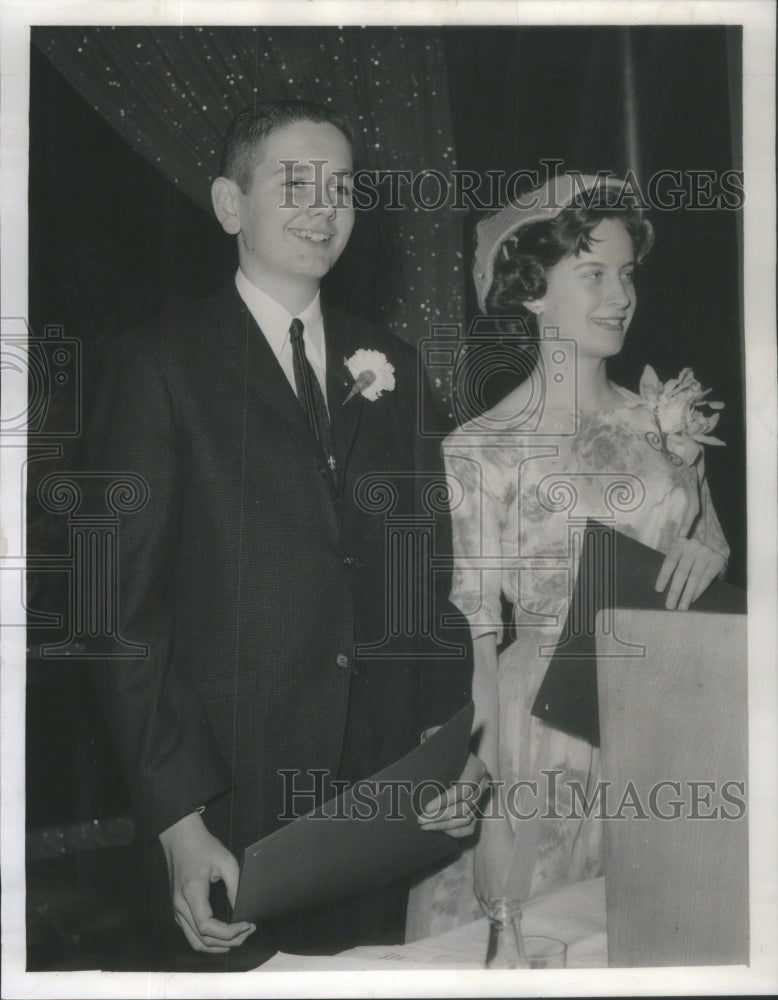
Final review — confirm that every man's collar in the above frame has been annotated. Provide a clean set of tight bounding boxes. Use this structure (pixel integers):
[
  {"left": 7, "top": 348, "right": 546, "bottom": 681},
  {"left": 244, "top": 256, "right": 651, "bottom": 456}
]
[
  {"left": 234, "top": 268, "right": 323, "bottom": 358},
  {"left": 235, "top": 267, "right": 322, "bottom": 325}
]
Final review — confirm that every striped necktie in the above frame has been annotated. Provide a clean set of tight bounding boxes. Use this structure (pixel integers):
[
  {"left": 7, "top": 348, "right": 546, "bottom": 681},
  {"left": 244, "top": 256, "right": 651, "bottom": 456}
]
[{"left": 289, "top": 318, "right": 337, "bottom": 476}]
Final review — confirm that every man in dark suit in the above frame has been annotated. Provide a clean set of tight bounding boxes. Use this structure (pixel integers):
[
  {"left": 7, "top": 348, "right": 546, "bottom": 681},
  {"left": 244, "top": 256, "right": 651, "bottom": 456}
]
[{"left": 86, "top": 101, "right": 476, "bottom": 969}]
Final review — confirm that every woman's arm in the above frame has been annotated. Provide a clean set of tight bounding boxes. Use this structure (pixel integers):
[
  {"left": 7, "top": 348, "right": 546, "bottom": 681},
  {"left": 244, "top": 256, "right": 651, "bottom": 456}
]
[
  {"left": 471, "top": 631, "right": 524, "bottom": 907},
  {"left": 442, "top": 435, "right": 507, "bottom": 778},
  {"left": 692, "top": 469, "right": 731, "bottom": 564},
  {"left": 472, "top": 633, "right": 501, "bottom": 779},
  {"left": 656, "top": 463, "right": 730, "bottom": 610},
  {"left": 416, "top": 437, "right": 505, "bottom": 840}
]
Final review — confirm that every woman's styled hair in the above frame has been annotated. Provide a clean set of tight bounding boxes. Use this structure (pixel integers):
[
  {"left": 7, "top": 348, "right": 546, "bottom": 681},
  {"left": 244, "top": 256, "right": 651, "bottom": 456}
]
[
  {"left": 219, "top": 100, "right": 354, "bottom": 193},
  {"left": 485, "top": 188, "right": 654, "bottom": 318}
]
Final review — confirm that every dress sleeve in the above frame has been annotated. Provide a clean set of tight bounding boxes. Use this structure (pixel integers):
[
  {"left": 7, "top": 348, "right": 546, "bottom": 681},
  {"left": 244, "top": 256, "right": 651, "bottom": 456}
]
[
  {"left": 443, "top": 431, "right": 506, "bottom": 639},
  {"left": 692, "top": 462, "right": 730, "bottom": 565}
]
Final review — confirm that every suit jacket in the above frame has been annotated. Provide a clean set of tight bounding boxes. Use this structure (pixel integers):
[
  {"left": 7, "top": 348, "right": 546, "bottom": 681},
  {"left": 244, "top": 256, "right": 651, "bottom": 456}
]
[{"left": 86, "top": 280, "right": 471, "bottom": 857}]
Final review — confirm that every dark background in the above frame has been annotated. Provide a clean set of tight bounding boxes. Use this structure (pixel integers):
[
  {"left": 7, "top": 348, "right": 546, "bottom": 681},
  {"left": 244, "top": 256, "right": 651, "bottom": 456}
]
[{"left": 25, "top": 25, "right": 745, "bottom": 968}]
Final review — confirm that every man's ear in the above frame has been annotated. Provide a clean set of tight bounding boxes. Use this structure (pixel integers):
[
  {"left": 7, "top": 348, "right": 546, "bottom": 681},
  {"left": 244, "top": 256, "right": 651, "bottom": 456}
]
[{"left": 211, "top": 176, "right": 242, "bottom": 236}]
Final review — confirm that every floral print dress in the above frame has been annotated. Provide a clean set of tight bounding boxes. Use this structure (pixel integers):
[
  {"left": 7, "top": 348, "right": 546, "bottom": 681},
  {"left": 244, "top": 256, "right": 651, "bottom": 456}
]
[{"left": 405, "top": 381, "right": 729, "bottom": 941}]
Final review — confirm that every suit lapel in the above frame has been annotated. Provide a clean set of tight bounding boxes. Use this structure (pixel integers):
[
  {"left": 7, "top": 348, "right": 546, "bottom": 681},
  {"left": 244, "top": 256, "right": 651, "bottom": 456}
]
[
  {"left": 323, "top": 303, "right": 365, "bottom": 478},
  {"left": 211, "top": 282, "right": 323, "bottom": 460}
]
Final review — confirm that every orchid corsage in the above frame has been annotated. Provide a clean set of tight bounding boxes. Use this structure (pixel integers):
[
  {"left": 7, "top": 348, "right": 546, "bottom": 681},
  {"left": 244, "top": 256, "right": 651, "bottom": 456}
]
[
  {"left": 343, "top": 349, "right": 396, "bottom": 403},
  {"left": 634, "top": 364, "right": 725, "bottom": 466}
]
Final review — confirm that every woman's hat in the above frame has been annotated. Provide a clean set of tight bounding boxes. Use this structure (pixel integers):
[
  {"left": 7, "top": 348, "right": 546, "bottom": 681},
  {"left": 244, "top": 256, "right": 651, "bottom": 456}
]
[{"left": 473, "top": 173, "right": 632, "bottom": 312}]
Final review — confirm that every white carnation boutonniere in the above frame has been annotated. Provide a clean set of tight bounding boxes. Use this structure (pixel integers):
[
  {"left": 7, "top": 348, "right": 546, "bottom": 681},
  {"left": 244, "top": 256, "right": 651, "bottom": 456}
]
[
  {"left": 343, "top": 349, "right": 396, "bottom": 403},
  {"left": 636, "top": 364, "right": 725, "bottom": 466}
]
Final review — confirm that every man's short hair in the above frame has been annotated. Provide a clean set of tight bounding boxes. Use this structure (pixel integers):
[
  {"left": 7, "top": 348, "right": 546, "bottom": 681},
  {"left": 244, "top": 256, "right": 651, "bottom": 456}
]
[{"left": 220, "top": 100, "right": 354, "bottom": 192}]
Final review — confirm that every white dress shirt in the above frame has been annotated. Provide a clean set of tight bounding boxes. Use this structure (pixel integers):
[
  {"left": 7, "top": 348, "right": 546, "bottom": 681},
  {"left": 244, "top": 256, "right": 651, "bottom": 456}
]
[{"left": 234, "top": 268, "right": 328, "bottom": 406}]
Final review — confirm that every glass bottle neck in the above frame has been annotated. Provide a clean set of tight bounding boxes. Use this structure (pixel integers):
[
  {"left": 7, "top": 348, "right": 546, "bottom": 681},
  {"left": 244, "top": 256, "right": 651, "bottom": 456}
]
[{"left": 485, "top": 898, "right": 527, "bottom": 969}]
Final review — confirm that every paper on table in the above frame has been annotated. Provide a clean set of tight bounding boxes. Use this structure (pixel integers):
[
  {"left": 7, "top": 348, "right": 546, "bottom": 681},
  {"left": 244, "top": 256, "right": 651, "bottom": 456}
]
[
  {"left": 259, "top": 876, "right": 607, "bottom": 970},
  {"left": 232, "top": 701, "right": 475, "bottom": 924}
]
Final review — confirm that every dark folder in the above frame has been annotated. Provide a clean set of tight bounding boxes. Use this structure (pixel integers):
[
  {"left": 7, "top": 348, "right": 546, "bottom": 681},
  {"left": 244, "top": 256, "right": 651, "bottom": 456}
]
[
  {"left": 232, "top": 701, "right": 474, "bottom": 923},
  {"left": 530, "top": 520, "right": 746, "bottom": 746}
]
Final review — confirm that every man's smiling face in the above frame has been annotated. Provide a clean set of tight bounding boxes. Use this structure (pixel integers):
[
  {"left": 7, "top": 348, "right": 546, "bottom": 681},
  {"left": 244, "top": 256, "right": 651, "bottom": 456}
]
[{"left": 232, "top": 119, "right": 355, "bottom": 303}]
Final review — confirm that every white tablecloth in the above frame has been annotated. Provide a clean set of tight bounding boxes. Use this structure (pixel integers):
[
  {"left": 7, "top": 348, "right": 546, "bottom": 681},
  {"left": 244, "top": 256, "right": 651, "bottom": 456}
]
[{"left": 260, "top": 876, "right": 607, "bottom": 971}]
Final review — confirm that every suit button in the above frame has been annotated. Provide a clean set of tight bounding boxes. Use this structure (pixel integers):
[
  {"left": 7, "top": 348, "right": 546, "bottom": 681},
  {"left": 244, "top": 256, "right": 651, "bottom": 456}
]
[
  {"left": 318, "top": 465, "right": 328, "bottom": 476},
  {"left": 343, "top": 555, "right": 354, "bottom": 567},
  {"left": 336, "top": 653, "right": 349, "bottom": 669}
]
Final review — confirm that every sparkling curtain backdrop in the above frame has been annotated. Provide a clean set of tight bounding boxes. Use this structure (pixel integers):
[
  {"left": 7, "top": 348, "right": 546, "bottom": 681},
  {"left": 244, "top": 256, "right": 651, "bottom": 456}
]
[{"left": 33, "top": 26, "right": 465, "bottom": 410}]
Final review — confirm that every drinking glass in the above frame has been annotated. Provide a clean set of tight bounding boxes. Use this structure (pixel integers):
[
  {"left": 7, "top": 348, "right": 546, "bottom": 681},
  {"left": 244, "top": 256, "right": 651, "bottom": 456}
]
[{"left": 522, "top": 935, "right": 567, "bottom": 969}]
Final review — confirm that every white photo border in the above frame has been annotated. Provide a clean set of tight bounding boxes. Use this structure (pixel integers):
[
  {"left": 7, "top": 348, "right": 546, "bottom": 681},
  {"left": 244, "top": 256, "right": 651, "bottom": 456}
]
[{"left": 2, "top": 1, "right": 775, "bottom": 997}]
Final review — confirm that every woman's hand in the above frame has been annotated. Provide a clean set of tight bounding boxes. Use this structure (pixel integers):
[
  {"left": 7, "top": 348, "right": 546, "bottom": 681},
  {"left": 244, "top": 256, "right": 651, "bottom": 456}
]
[{"left": 655, "top": 537, "right": 727, "bottom": 610}]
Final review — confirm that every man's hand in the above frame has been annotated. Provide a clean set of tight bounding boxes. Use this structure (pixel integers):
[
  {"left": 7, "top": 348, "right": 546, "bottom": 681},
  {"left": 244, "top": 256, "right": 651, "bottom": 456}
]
[
  {"left": 159, "top": 811, "right": 256, "bottom": 953},
  {"left": 416, "top": 751, "right": 488, "bottom": 838},
  {"left": 655, "top": 537, "right": 727, "bottom": 611}
]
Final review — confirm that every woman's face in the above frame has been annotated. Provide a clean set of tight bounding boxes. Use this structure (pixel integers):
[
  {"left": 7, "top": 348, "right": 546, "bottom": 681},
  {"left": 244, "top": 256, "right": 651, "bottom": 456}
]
[{"left": 536, "top": 217, "right": 637, "bottom": 360}]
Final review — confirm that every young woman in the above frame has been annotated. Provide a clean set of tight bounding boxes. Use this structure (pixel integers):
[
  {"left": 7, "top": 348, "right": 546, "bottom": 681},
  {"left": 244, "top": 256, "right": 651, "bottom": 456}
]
[{"left": 407, "top": 174, "right": 729, "bottom": 939}]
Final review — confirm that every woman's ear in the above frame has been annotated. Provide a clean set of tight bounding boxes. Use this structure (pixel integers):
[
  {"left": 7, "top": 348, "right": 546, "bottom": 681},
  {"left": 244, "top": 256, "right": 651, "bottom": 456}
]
[{"left": 211, "top": 176, "right": 242, "bottom": 236}]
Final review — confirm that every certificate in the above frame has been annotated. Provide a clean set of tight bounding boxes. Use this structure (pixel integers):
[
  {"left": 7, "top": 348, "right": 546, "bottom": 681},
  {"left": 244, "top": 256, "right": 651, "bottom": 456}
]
[{"left": 233, "top": 702, "right": 474, "bottom": 923}]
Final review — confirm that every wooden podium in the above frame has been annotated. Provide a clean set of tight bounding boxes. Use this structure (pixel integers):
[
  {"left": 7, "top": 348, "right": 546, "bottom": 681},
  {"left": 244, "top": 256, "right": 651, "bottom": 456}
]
[{"left": 596, "top": 608, "right": 748, "bottom": 967}]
